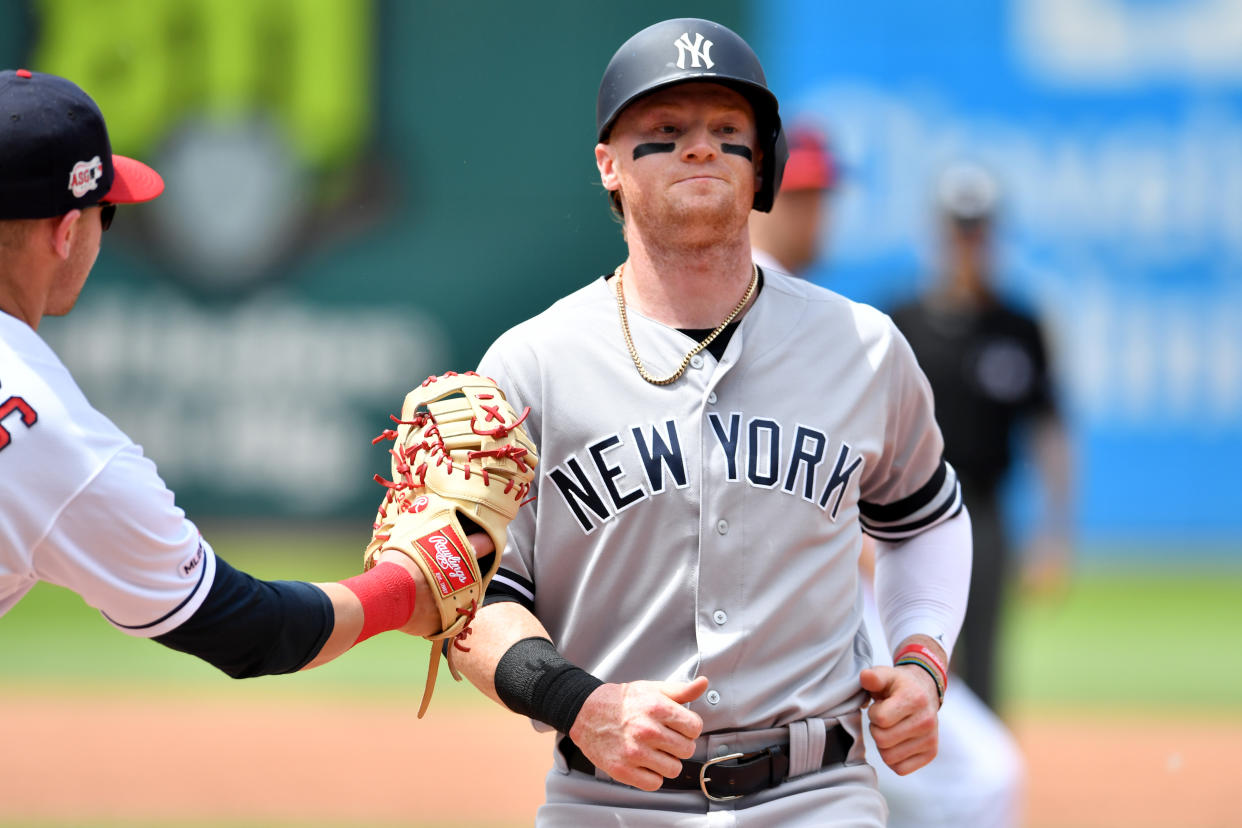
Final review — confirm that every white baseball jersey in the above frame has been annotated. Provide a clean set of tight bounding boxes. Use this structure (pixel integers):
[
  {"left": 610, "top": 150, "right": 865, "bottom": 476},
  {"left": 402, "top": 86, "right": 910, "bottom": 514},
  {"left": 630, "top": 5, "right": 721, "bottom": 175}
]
[
  {"left": 0, "top": 310, "right": 215, "bottom": 634},
  {"left": 479, "top": 268, "right": 961, "bottom": 733}
]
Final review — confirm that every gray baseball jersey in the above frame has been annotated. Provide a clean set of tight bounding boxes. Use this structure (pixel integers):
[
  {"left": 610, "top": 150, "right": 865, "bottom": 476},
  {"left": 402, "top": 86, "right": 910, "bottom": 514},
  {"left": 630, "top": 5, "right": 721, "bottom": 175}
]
[{"left": 479, "top": 268, "right": 960, "bottom": 734}]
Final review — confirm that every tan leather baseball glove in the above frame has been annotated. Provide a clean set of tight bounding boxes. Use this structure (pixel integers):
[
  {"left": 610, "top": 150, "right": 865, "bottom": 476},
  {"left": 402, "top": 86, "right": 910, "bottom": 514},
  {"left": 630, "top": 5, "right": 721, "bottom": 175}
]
[{"left": 366, "top": 371, "right": 537, "bottom": 717}]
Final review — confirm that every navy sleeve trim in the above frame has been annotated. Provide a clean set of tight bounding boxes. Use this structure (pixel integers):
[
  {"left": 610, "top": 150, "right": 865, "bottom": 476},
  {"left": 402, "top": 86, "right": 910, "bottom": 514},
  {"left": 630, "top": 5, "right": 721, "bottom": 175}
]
[
  {"left": 859, "top": 460, "right": 963, "bottom": 541},
  {"left": 104, "top": 541, "right": 210, "bottom": 631},
  {"left": 483, "top": 567, "right": 534, "bottom": 611},
  {"left": 859, "top": 459, "right": 947, "bottom": 523},
  {"left": 153, "top": 555, "right": 333, "bottom": 678},
  {"left": 863, "top": 488, "right": 964, "bottom": 541}
]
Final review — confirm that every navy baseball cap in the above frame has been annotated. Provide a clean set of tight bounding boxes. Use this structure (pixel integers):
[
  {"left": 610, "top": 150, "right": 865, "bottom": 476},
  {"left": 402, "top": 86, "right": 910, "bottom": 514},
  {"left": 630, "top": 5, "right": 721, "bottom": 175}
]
[{"left": 0, "top": 68, "right": 164, "bottom": 220}]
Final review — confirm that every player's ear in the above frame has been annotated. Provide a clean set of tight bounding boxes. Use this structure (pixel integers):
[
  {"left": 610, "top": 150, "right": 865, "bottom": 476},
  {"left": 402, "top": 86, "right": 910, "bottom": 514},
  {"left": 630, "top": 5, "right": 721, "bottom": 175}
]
[
  {"left": 596, "top": 142, "right": 621, "bottom": 192},
  {"left": 753, "top": 145, "right": 764, "bottom": 195},
  {"left": 50, "top": 210, "right": 83, "bottom": 261}
]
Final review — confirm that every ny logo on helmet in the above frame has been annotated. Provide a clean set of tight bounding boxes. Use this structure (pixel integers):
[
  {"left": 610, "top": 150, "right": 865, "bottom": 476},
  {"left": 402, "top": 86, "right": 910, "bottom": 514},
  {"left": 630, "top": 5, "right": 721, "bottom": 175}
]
[{"left": 674, "top": 32, "right": 714, "bottom": 69}]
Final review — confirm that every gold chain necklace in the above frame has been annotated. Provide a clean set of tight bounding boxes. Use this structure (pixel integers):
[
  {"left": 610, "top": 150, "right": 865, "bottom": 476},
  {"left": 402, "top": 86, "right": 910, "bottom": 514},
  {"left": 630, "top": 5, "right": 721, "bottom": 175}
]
[{"left": 613, "top": 261, "right": 758, "bottom": 386}]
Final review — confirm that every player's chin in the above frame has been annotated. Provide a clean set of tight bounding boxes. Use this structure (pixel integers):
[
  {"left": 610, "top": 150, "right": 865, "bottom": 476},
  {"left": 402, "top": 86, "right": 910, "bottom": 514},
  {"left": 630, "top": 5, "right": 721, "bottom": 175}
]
[
  {"left": 667, "top": 190, "right": 747, "bottom": 222},
  {"left": 669, "top": 177, "right": 737, "bottom": 204}
]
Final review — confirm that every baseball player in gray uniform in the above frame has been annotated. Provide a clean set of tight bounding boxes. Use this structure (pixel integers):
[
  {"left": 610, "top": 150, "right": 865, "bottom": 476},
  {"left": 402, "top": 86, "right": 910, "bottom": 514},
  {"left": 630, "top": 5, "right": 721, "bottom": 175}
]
[{"left": 454, "top": 19, "right": 972, "bottom": 826}]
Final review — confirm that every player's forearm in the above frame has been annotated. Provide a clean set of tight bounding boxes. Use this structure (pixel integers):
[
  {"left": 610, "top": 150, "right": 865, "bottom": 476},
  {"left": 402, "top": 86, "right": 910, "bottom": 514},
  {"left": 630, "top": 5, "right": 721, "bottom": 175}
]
[
  {"left": 300, "top": 582, "right": 364, "bottom": 668},
  {"left": 873, "top": 506, "right": 972, "bottom": 658},
  {"left": 302, "top": 552, "right": 440, "bottom": 669},
  {"left": 453, "top": 601, "right": 554, "bottom": 706}
]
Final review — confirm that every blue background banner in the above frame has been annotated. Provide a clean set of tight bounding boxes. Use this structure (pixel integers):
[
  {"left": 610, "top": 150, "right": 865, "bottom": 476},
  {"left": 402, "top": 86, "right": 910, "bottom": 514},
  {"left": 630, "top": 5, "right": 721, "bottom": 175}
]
[{"left": 754, "top": 0, "right": 1242, "bottom": 545}]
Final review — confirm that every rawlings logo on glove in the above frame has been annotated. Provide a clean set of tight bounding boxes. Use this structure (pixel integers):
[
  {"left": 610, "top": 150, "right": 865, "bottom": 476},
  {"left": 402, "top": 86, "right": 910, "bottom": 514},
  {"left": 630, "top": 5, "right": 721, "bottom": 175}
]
[
  {"left": 365, "top": 371, "right": 537, "bottom": 717},
  {"left": 415, "top": 529, "right": 476, "bottom": 593}
]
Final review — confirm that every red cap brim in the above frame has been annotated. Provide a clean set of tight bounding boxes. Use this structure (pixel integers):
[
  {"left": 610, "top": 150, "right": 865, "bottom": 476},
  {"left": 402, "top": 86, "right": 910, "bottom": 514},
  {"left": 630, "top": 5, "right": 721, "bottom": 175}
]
[{"left": 103, "top": 154, "right": 165, "bottom": 204}]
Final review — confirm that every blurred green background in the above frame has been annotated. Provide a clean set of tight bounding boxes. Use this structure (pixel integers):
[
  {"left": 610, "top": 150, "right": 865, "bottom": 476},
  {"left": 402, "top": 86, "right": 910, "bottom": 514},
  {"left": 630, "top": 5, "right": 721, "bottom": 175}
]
[{"left": 4, "top": 529, "right": 1240, "bottom": 712}]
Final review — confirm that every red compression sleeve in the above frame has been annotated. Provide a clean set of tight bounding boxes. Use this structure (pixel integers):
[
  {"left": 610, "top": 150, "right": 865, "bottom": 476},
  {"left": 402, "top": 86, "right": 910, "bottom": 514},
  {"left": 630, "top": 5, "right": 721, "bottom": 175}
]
[{"left": 340, "top": 562, "right": 418, "bottom": 644}]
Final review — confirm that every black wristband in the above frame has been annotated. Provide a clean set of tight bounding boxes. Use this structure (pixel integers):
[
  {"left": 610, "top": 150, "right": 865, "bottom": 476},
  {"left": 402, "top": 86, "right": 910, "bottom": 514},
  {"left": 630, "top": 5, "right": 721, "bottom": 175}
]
[{"left": 494, "top": 636, "right": 604, "bottom": 734}]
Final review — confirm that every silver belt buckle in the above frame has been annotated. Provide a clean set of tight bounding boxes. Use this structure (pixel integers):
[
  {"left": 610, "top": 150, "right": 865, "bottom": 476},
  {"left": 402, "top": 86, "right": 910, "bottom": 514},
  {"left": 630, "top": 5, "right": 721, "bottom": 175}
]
[{"left": 699, "top": 752, "right": 745, "bottom": 801}]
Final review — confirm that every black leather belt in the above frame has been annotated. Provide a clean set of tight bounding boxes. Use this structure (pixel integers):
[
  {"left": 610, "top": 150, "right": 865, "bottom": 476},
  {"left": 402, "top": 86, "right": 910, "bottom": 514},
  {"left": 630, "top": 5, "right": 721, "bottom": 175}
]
[{"left": 560, "top": 724, "right": 853, "bottom": 801}]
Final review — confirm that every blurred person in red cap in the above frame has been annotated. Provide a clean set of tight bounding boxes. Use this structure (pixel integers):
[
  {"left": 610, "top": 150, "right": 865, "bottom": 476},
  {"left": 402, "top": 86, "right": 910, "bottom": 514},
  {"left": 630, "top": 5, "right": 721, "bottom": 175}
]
[
  {"left": 0, "top": 69, "right": 483, "bottom": 678},
  {"left": 749, "top": 126, "right": 839, "bottom": 277},
  {"left": 890, "top": 162, "right": 1075, "bottom": 714},
  {"left": 753, "top": 136, "right": 1026, "bottom": 827}
]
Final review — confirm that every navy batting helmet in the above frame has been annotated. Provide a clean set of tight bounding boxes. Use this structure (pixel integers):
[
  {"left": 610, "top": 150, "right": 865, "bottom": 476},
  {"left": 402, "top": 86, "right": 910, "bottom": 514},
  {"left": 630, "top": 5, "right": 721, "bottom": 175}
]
[{"left": 596, "top": 18, "right": 787, "bottom": 212}]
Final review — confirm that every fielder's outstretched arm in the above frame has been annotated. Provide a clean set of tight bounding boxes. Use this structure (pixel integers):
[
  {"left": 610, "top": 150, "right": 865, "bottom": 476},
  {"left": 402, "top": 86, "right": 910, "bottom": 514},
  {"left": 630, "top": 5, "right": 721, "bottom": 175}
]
[
  {"left": 301, "top": 546, "right": 463, "bottom": 669},
  {"left": 154, "top": 541, "right": 486, "bottom": 678},
  {"left": 21, "top": 440, "right": 475, "bottom": 679}
]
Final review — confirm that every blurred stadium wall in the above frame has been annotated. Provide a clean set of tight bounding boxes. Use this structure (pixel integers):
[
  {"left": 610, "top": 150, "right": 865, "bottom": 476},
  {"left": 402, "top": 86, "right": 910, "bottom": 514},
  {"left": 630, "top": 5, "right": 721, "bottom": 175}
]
[
  {"left": 0, "top": 0, "right": 744, "bottom": 519},
  {"left": 2, "top": 0, "right": 1239, "bottom": 557}
]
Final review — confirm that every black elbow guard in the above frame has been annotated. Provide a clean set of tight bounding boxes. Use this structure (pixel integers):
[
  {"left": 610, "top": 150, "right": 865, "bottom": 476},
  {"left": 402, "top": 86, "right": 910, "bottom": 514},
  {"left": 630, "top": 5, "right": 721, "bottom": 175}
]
[{"left": 154, "top": 555, "right": 333, "bottom": 678}]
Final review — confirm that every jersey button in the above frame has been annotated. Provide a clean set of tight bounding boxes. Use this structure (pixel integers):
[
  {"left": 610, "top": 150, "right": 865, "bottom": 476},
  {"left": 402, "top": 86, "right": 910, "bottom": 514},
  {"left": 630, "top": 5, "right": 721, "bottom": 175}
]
[
  {"left": 713, "top": 610, "right": 728, "bottom": 625},
  {"left": 707, "top": 391, "right": 717, "bottom": 404},
  {"left": 706, "top": 690, "right": 721, "bottom": 705},
  {"left": 716, "top": 519, "right": 729, "bottom": 534},
  {"left": 690, "top": 354, "right": 704, "bottom": 369}
]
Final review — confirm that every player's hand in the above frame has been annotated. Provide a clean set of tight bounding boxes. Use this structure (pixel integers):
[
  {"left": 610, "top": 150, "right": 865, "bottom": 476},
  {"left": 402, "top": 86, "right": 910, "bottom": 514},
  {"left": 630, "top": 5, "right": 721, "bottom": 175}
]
[
  {"left": 375, "top": 533, "right": 495, "bottom": 636},
  {"left": 568, "top": 676, "right": 709, "bottom": 791},
  {"left": 861, "top": 664, "right": 940, "bottom": 775}
]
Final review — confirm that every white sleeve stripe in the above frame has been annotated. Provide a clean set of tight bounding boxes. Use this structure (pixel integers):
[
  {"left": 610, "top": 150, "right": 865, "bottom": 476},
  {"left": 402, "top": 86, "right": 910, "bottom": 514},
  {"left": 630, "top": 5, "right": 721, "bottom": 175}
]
[
  {"left": 490, "top": 571, "right": 535, "bottom": 602},
  {"left": 862, "top": 481, "right": 962, "bottom": 541},
  {"left": 861, "top": 462, "right": 959, "bottom": 529}
]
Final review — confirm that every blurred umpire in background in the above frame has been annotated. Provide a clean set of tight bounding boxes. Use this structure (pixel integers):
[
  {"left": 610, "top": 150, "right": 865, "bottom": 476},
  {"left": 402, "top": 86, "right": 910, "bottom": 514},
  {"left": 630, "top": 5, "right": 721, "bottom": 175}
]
[{"left": 889, "top": 164, "right": 1074, "bottom": 712}]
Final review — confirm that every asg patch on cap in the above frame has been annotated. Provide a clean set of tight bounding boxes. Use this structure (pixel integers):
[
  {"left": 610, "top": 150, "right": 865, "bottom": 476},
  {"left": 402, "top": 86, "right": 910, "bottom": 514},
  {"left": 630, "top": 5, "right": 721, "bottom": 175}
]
[{"left": 68, "top": 156, "right": 104, "bottom": 198}]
